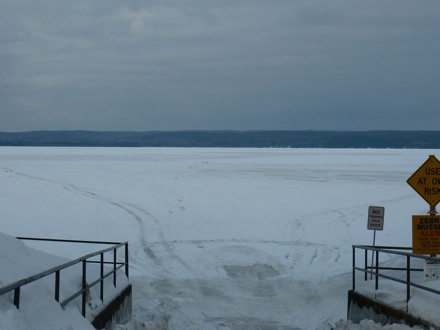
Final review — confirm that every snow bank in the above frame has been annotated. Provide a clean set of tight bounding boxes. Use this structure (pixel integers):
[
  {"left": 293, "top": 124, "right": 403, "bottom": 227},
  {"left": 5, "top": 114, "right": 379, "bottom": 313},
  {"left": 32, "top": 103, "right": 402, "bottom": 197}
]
[{"left": 0, "top": 232, "right": 95, "bottom": 330}]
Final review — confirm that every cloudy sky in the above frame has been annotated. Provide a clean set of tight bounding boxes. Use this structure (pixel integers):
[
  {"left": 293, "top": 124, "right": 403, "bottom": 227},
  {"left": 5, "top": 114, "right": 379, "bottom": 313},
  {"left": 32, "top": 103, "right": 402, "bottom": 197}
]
[{"left": 1, "top": 1, "right": 439, "bottom": 132}]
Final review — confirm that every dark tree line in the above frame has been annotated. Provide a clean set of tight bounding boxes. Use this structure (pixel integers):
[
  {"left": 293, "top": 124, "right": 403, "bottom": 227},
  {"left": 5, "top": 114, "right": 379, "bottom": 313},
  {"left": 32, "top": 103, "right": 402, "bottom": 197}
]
[{"left": 0, "top": 130, "right": 439, "bottom": 148}]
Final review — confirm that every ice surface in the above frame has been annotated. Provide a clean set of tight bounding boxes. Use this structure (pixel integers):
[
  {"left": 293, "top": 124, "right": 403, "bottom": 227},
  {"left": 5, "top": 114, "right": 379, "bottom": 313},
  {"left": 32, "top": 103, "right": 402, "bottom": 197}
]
[{"left": 0, "top": 147, "right": 437, "bottom": 329}]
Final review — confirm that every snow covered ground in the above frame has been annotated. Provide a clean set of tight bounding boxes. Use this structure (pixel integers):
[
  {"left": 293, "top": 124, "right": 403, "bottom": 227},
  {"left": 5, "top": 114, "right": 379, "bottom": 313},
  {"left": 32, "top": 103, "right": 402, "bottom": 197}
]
[{"left": 0, "top": 147, "right": 437, "bottom": 329}]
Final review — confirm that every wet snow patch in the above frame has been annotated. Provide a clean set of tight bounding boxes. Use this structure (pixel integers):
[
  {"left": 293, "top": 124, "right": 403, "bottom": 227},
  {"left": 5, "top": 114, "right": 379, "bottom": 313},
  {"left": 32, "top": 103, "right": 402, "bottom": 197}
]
[
  {"left": 223, "top": 263, "right": 280, "bottom": 280},
  {"left": 195, "top": 244, "right": 286, "bottom": 278},
  {"left": 205, "top": 316, "right": 301, "bottom": 330}
]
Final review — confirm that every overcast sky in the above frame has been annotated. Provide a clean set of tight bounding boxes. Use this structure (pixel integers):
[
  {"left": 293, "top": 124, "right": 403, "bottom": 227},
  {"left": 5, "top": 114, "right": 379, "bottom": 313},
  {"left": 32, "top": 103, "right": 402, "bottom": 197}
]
[{"left": 1, "top": 1, "right": 439, "bottom": 132}]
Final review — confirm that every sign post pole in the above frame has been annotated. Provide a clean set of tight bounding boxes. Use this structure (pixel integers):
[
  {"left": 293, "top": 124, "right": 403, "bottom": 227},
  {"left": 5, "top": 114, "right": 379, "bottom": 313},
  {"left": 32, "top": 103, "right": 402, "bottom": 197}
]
[
  {"left": 371, "top": 229, "right": 377, "bottom": 280},
  {"left": 368, "top": 206, "right": 385, "bottom": 280},
  {"left": 429, "top": 205, "right": 437, "bottom": 258}
]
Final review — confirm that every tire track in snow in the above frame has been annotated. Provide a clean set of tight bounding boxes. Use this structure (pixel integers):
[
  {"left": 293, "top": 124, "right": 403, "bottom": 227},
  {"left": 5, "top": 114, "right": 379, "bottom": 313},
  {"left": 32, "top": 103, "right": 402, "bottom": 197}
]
[
  {"left": 2, "top": 167, "right": 160, "bottom": 267},
  {"left": 282, "top": 208, "right": 356, "bottom": 273},
  {"left": 123, "top": 202, "right": 197, "bottom": 276},
  {"left": 144, "top": 238, "right": 329, "bottom": 247},
  {"left": 283, "top": 190, "right": 415, "bottom": 245},
  {"left": 282, "top": 192, "right": 416, "bottom": 274},
  {"left": 2, "top": 167, "right": 197, "bottom": 276},
  {"left": 61, "top": 184, "right": 170, "bottom": 274}
]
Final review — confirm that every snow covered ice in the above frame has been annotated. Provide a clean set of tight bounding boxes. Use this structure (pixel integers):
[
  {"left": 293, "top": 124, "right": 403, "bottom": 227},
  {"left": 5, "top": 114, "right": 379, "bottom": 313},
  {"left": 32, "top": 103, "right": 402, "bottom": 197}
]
[{"left": 0, "top": 147, "right": 437, "bottom": 329}]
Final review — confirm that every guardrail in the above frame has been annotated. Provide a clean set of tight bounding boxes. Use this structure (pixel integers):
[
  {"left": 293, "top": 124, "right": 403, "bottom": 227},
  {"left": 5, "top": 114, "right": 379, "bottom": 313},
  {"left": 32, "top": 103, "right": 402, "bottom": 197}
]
[
  {"left": 352, "top": 245, "right": 440, "bottom": 310},
  {"left": 0, "top": 237, "right": 129, "bottom": 318}
]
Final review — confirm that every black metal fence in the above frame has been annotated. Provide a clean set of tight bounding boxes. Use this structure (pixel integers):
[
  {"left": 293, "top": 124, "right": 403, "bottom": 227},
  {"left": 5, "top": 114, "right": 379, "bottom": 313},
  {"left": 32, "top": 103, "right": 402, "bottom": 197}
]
[
  {"left": 352, "top": 245, "right": 440, "bottom": 310},
  {"left": 0, "top": 237, "right": 129, "bottom": 318}
]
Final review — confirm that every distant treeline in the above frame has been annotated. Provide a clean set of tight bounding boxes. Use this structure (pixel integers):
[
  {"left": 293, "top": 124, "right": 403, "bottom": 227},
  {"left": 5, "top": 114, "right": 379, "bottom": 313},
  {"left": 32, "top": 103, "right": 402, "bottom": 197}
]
[{"left": 0, "top": 130, "right": 439, "bottom": 148}]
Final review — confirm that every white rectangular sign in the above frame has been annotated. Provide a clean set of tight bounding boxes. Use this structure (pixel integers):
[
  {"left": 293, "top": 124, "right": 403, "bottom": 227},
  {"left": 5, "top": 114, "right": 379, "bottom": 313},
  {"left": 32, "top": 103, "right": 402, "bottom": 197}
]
[{"left": 368, "top": 206, "right": 384, "bottom": 231}]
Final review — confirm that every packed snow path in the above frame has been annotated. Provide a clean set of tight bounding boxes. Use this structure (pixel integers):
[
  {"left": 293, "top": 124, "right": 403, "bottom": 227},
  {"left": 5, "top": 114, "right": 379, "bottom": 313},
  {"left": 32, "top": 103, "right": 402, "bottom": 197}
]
[{"left": 0, "top": 147, "right": 431, "bottom": 329}]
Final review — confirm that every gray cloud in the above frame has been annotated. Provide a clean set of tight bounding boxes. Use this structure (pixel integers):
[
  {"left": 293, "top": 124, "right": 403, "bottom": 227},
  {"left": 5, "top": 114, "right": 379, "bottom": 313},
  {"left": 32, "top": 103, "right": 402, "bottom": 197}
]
[{"left": 1, "top": 0, "right": 439, "bottom": 131}]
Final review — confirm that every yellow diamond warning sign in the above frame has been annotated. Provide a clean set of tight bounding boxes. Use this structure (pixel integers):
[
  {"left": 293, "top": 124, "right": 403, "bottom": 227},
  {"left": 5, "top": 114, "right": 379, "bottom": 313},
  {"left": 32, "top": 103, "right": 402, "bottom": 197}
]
[{"left": 407, "top": 155, "right": 440, "bottom": 207}]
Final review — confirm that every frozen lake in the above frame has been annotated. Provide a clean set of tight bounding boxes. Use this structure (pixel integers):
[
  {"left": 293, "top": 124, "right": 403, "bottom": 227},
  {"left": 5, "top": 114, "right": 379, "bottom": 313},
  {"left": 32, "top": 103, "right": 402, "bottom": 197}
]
[{"left": 0, "top": 147, "right": 434, "bottom": 329}]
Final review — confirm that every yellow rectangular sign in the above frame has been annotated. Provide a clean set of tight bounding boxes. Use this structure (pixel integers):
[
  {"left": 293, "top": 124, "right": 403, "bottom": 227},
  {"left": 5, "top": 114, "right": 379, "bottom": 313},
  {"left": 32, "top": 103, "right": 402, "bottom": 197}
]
[{"left": 412, "top": 215, "right": 440, "bottom": 255}]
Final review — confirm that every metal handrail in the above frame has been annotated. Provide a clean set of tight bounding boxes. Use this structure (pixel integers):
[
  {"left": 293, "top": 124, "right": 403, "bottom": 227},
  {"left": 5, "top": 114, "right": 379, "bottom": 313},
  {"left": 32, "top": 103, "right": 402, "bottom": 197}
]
[
  {"left": 352, "top": 245, "right": 440, "bottom": 310},
  {"left": 0, "top": 237, "right": 129, "bottom": 318}
]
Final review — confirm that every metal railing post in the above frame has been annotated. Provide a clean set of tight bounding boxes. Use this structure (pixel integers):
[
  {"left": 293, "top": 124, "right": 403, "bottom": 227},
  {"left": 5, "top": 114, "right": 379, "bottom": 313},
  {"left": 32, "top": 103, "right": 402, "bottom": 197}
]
[
  {"left": 375, "top": 249, "right": 379, "bottom": 291},
  {"left": 100, "top": 253, "right": 104, "bottom": 302},
  {"left": 352, "top": 246, "right": 356, "bottom": 290},
  {"left": 113, "top": 248, "right": 117, "bottom": 287},
  {"left": 125, "top": 243, "right": 129, "bottom": 278},
  {"left": 55, "top": 270, "right": 60, "bottom": 302},
  {"left": 82, "top": 260, "right": 87, "bottom": 317},
  {"left": 364, "top": 249, "right": 368, "bottom": 281},
  {"left": 13, "top": 287, "right": 20, "bottom": 309},
  {"left": 407, "top": 255, "right": 411, "bottom": 308}
]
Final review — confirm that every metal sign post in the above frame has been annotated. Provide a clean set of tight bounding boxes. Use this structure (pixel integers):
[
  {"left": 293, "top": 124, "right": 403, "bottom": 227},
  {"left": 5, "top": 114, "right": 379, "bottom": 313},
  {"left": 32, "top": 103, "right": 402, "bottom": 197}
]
[{"left": 368, "top": 206, "right": 385, "bottom": 279}]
